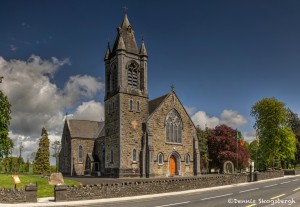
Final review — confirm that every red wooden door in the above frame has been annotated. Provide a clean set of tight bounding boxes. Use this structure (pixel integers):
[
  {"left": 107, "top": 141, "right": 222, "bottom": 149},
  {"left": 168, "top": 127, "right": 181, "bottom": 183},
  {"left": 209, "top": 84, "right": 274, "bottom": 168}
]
[{"left": 169, "top": 155, "right": 176, "bottom": 175}]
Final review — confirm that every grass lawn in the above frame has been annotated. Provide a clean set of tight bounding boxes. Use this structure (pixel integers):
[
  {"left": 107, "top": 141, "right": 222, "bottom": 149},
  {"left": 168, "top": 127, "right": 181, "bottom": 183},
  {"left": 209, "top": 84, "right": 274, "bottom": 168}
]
[{"left": 0, "top": 174, "right": 80, "bottom": 198}]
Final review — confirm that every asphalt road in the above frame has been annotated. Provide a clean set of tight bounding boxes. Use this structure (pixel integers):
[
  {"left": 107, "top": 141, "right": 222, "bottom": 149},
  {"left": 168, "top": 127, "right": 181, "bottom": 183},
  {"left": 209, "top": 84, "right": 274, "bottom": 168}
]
[{"left": 77, "top": 176, "right": 300, "bottom": 207}]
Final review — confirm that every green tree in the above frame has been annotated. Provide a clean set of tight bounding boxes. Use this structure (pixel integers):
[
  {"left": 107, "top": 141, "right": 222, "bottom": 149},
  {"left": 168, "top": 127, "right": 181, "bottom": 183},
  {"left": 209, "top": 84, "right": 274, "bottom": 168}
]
[
  {"left": 2, "top": 157, "right": 23, "bottom": 172},
  {"left": 197, "top": 126, "right": 211, "bottom": 173},
  {"left": 248, "top": 140, "right": 264, "bottom": 170},
  {"left": 33, "top": 128, "right": 50, "bottom": 174},
  {"left": 287, "top": 109, "right": 300, "bottom": 167},
  {"left": 0, "top": 83, "right": 14, "bottom": 159},
  {"left": 251, "top": 98, "right": 297, "bottom": 169}
]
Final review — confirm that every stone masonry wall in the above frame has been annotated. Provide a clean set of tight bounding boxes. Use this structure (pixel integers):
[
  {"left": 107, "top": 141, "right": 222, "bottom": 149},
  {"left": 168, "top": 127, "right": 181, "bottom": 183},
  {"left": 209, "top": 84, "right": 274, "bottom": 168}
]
[
  {"left": 55, "top": 175, "right": 248, "bottom": 201},
  {"left": 119, "top": 93, "right": 148, "bottom": 177},
  {"left": 254, "top": 170, "right": 284, "bottom": 181},
  {"left": 0, "top": 185, "right": 37, "bottom": 203},
  {"left": 147, "top": 92, "right": 197, "bottom": 177},
  {"left": 55, "top": 171, "right": 285, "bottom": 202},
  {"left": 0, "top": 188, "right": 26, "bottom": 203},
  {"left": 284, "top": 169, "right": 300, "bottom": 175},
  {"left": 71, "top": 138, "right": 95, "bottom": 175}
]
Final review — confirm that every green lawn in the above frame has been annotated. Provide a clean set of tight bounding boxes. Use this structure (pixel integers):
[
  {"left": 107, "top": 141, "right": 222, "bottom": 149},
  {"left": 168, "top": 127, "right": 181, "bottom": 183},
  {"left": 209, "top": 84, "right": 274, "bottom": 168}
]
[{"left": 0, "top": 174, "right": 80, "bottom": 198}]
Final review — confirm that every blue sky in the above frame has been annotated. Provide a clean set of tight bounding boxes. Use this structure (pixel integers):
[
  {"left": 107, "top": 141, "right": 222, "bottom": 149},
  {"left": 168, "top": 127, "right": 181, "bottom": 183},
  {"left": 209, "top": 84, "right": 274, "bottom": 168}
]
[{"left": 1, "top": 0, "right": 300, "bottom": 160}]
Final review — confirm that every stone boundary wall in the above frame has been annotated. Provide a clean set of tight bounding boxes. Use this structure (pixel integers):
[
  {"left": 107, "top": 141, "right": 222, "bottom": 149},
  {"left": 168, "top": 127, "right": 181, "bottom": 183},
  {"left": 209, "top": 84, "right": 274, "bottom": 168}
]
[
  {"left": 0, "top": 185, "right": 37, "bottom": 203},
  {"left": 55, "top": 174, "right": 248, "bottom": 201},
  {"left": 254, "top": 170, "right": 284, "bottom": 181},
  {"left": 284, "top": 169, "right": 300, "bottom": 175}
]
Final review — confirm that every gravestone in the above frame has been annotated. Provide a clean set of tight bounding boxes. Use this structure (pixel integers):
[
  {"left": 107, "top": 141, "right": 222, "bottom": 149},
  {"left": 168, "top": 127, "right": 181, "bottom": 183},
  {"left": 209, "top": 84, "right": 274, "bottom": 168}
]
[
  {"left": 48, "top": 172, "right": 64, "bottom": 185},
  {"left": 223, "top": 161, "right": 234, "bottom": 174}
]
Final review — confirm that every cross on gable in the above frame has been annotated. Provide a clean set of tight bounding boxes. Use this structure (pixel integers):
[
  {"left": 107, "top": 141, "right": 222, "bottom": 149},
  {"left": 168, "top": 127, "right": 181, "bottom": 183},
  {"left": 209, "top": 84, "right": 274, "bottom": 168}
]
[
  {"left": 171, "top": 84, "right": 175, "bottom": 91},
  {"left": 122, "top": 6, "right": 128, "bottom": 14}
]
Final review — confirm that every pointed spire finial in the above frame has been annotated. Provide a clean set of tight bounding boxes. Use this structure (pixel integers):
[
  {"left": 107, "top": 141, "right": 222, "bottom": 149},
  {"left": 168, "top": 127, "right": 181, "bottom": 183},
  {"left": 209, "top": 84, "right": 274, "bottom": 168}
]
[
  {"left": 104, "top": 41, "right": 111, "bottom": 60},
  {"left": 139, "top": 37, "right": 147, "bottom": 56}
]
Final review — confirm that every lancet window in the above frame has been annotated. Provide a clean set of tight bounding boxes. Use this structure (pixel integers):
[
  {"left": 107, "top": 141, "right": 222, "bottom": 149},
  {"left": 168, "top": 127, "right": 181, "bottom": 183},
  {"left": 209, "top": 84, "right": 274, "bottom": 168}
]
[{"left": 165, "top": 109, "right": 182, "bottom": 143}]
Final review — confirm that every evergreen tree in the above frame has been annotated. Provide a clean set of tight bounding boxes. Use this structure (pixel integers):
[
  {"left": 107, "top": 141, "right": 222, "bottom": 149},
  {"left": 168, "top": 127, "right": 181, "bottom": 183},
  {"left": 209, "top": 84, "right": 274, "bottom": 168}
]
[
  {"left": 0, "top": 79, "right": 14, "bottom": 159},
  {"left": 33, "top": 128, "right": 50, "bottom": 174}
]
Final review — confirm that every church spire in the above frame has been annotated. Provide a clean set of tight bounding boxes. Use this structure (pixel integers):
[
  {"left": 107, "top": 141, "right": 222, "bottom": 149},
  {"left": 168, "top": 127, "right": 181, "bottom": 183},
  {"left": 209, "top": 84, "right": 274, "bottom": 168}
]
[
  {"left": 104, "top": 42, "right": 111, "bottom": 60},
  {"left": 116, "top": 36, "right": 126, "bottom": 50},
  {"left": 112, "top": 13, "right": 138, "bottom": 54},
  {"left": 139, "top": 38, "right": 148, "bottom": 57},
  {"left": 121, "top": 14, "right": 131, "bottom": 29}
]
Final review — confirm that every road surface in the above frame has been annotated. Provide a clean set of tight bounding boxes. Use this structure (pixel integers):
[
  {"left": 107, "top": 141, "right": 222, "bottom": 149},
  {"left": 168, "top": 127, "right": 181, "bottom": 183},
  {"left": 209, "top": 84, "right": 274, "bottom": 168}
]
[{"left": 80, "top": 176, "right": 300, "bottom": 207}]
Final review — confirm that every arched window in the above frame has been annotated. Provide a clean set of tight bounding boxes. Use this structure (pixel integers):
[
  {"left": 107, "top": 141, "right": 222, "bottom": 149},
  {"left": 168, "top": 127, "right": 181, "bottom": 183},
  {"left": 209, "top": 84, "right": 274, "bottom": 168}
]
[
  {"left": 185, "top": 154, "right": 190, "bottom": 165},
  {"left": 132, "top": 149, "right": 137, "bottom": 162},
  {"left": 78, "top": 145, "right": 83, "bottom": 163},
  {"left": 129, "top": 99, "right": 133, "bottom": 111},
  {"left": 110, "top": 149, "right": 114, "bottom": 163},
  {"left": 112, "top": 68, "right": 118, "bottom": 91},
  {"left": 136, "top": 101, "right": 140, "bottom": 112},
  {"left": 64, "top": 135, "right": 67, "bottom": 156},
  {"left": 101, "top": 144, "right": 105, "bottom": 163},
  {"left": 166, "top": 123, "right": 170, "bottom": 141},
  {"left": 127, "top": 62, "right": 139, "bottom": 89},
  {"left": 158, "top": 153, "right": 163, "bottom": 165},
  {"left": 165, "top": 109, "right": 182, "bottom": 143},
  {"left": 107, "top": 103, "right": 110, "bottom": 114}
]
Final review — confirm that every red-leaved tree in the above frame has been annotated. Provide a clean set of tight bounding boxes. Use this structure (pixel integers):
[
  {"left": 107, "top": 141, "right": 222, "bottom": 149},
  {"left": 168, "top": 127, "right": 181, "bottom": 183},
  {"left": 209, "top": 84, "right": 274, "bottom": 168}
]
[{"left": 208, "top": 125, "right": 250, "bottom": 171}]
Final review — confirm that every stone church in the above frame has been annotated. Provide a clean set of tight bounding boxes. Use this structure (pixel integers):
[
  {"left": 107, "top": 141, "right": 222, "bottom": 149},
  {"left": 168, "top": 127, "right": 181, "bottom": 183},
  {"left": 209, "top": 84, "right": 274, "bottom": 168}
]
[{"left": 59, "top": 14, "right": 200, "bottom": 178}]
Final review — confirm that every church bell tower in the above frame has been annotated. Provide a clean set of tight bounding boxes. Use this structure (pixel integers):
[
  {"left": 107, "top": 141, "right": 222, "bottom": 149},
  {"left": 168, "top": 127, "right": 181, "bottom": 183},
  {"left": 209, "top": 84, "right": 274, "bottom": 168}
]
[{"left": 103, "top": 14, "right": 149, "bottom": 177}]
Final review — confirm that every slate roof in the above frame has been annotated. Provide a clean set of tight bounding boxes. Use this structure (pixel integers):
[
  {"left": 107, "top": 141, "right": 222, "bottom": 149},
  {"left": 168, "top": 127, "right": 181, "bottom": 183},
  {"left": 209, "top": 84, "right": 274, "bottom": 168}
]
[
  {"left": 67, "top": 119, "right": 104, "bottom": 139},
  {"left": 148, "top": 93, "right": 169, "bottom": 115}
]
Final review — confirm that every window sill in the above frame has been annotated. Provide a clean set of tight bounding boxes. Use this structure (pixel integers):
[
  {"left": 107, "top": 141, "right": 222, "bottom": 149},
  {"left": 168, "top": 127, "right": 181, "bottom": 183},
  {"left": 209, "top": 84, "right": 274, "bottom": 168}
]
[{"left": 165, "top": 142, "right": 183, "bottom": 145}]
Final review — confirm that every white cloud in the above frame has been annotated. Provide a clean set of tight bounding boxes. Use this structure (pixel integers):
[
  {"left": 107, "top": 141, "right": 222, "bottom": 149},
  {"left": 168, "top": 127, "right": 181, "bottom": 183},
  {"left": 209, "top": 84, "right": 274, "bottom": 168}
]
[
  {"left": 191, "top": 111, "right": 220, "bottom": 129},
  {"left": 72, "top": 100, "right": 104, "bottom": 121},
  {"left": 220, "top": 110, "right": 248, "bottom": 127},
  {"left": 0, "top": 55, "right": 104, "bottom": 164},
  {"left": 63, "top": 75, "right": 104, "bottom": 107},
  {"left": 243, "top": 131, "right": 256, "bottom": 143},
  {"left": 184, "top": 106, "right": 197, "bottom": 116},
  {"left": 191, "top": 109, "right": 248, "bottom": 130}
]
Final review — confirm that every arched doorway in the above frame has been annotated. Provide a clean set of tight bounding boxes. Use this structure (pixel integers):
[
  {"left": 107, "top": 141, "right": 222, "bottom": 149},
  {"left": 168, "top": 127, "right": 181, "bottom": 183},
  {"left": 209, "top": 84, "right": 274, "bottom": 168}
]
[{"left": 169, "top": 155, "right": 176, "bottom": 175}]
